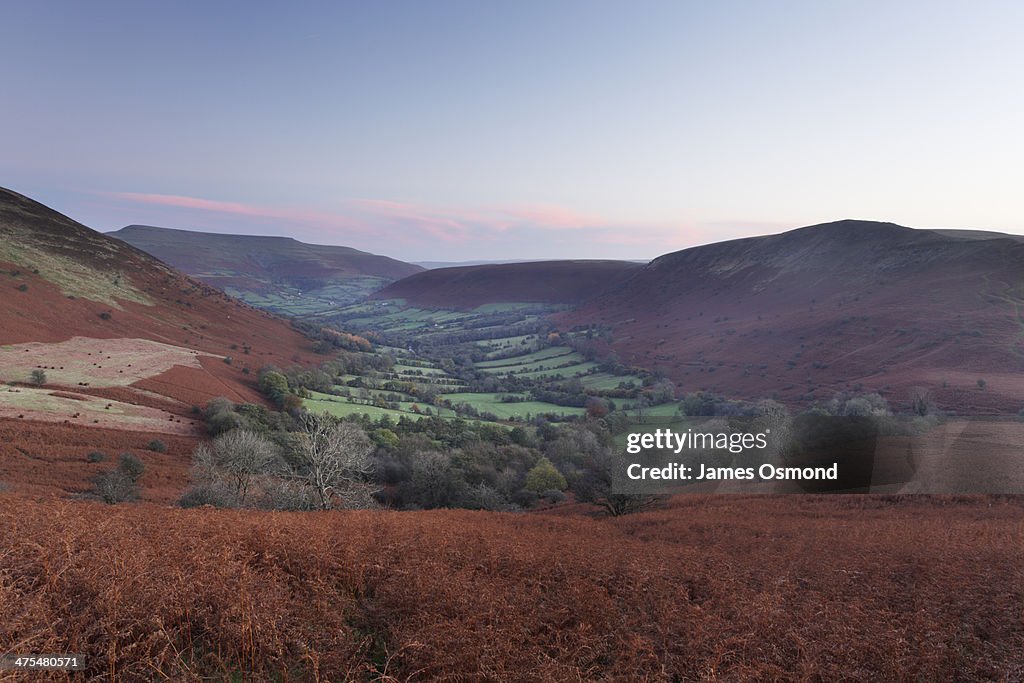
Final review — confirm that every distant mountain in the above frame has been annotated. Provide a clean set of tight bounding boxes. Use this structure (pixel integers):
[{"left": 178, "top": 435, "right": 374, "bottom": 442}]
[
  {"left": 414, "top": 258, "right": 649, "bottom": 269},
  {"left": 415, "top": 259, "right": 542, "bottom": 269},
  {"left": 109, "top": 225, "right": 424, "bottom": 315},
  {"left": 563, "top": 220, "right": 1024, "bottom": 413},
  {"left": 373, "top": 260, "right": 645, "bottom": 309}
]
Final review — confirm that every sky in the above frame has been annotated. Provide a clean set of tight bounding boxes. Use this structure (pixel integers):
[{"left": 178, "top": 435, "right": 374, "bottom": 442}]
[{"left": 2, "top": 0, "right": 1022, "bottom": 261}]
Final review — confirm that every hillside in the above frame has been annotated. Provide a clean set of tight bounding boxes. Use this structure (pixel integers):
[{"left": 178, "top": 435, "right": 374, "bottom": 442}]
[
  {"left": 110, "top": 225, "right": 423, "bottom": 314},
  {"left": 373, "top": 259, "right": 644, "bottom": 309},
  {"left": 0, "top": 188, "right": 322, "bottom": 496},
  {"left": 564, "top": 220, "right": 1024, "bottom": 413},
  {"left": 3, "top": 494, "right": 1022, "bottom": 680}
]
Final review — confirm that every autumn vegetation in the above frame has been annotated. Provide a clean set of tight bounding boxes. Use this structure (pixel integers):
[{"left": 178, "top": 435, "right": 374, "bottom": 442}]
[{"left": 1, "top": 494, "right": 1021, "bottom": 681}]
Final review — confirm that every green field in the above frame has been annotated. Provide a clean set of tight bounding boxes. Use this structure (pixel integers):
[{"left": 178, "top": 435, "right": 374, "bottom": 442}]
[
  {"left": 475, "top": 346, "right": 579, "bottom": 369},
  {"left": 297, "top": 307, "right": 653, "bottom": 426},
  {"left": 579, "top": 373, "right": 642, "bottom": 391},
  {"left": 223, "top": 277, "right": 391, "bottom": 316},
  {"left": 440, "top": 392, "right": 586, "bottom": 419},
  {"left": 306, "top": 390, "right": 456, "bottom": 420},
  {"left": 515, "top": 361, "right": 601, "bottom": 379}
]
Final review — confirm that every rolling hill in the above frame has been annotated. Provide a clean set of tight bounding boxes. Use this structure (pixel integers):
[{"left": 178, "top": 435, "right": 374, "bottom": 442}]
[
  {"left": 563, "top": 220, "right": 1024, "bottom": 413},
  {"left": 110, "top": 225, "right": 423, "bottom": 315},
  {"left": 0, "top": 188, "right": 323, "bottom": 497},
  {"left": 373, "top": 259, "right": 644, "bottom": 309}
]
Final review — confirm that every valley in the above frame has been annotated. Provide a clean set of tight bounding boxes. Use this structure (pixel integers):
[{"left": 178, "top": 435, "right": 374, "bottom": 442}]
[{"left": 1, "top": 188, "right": 1023, "bottom": 680}]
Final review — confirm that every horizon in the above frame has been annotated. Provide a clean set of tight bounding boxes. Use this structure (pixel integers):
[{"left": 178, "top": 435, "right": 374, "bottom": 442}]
[
  {"left": 100, "top": 215, "right": 1007, "bottom": 265},
  {"left": 2, "top": 1, "right": 1022, "bottom": 261}
]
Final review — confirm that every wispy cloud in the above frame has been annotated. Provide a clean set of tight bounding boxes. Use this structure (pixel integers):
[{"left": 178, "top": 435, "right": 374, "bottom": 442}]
[{"left": 94, "top": 189, "right": 758, "bottom": 258}]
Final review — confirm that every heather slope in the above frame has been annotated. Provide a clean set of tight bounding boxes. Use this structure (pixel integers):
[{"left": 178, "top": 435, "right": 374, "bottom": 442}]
[
  {"left": 565, "top": 220, "right": 1024, "bottom": 412},
  {"left": 110, "top": 224, "right": 424, "bottom": 313},
  {"left": 373, "top": 259, "right": 644, "bottom": 309},
  {"left": 0, "top": 187, "right": 318, "bottom": 413}
]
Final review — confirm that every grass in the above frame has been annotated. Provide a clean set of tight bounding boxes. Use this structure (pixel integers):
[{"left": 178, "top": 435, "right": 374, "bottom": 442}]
[
  {"left": 579, "top": 372, "right": 643, "bottom": 391},
  {"left": 305, "top": 391, "right": 456, "bottom": 420},
  {"left": 514, "top": 360, "right": 601, "bottom": 379},
  {"left": 393, "top": 363, "right": 449, "bottom": 377},
  {"left": 475, "top": 346, "right": 580, "bottom": 369},
  {"left": 0, "top": 234, "right": 152, "bottom": 307},
  {"left": 440, "top": 392, "right": 587, "bottom": 419},
  {"left": 0, "top": 386, "right": 193, "bottom": 434},
  {"left": 0, "top": 336, "right": 202, "bottom": 388}
]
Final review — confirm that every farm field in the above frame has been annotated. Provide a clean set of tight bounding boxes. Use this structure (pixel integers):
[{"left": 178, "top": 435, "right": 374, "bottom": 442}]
[
  {"left": 222, "top": 276, "right": 392, "bottom": 316},
  {"left": 291, "top": 295, "right": 658, "bottom": 426},
  {"left": 440, "top": 392, "right": 586, "bottom": 419},
  {"left": 475, "top": 346, "right": 582, "bottom": 369},
  {"left": 305, "top": 389, "right": 456, "bottom": 420},
  {"left": 313, "top": 299, "right": 563, "bottom": 345}
]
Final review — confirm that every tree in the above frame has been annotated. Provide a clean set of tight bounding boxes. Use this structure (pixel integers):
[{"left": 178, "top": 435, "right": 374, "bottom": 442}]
[
  {"left": 633, "top": 394, "right": 650, "bottom": 423},
  {"left": 572, "top": 447, "right": 663, "bottom": 516},
  {"left": 524, "top": 457, "right": 567, "bottom": 494},
  {"left": 585, "top": 396, "right": 609, "bottom": 419},
  {"left": 258, "top": 370, "right": 291, "bottom": 407},
  {"left": 29, "top": 369, "right": 46, "bottom": 386},
  {"left": 295, "top": 413, "right": 376, "bottom": 510},
  {"left": 93, "top": 469, "right": 138, "bottom": 504},
  {"left": 404, "top": 451, "right": 465, "bottom": 509},
  {"left": 909, "top": 387, "right": 934, "bottom": 417},
  {"left": 752, "top": 399, "right": 793, "bottom": 465},
  {"left": 191, "top": 430, "right": 280, "bottom": 506},
  {"left": 93, "top": 454, "right": 145, "bottom": 504},
  {"left": 118, "top": 453, "right": 146, "bottom": 481}
]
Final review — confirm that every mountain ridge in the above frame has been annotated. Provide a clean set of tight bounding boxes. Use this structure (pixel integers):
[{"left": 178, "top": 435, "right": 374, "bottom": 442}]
[{"left": 110, "top": 224, "right": 424, "bottom": 314}]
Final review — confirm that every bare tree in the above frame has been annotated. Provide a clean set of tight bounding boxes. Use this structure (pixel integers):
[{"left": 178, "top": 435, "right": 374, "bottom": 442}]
[
  {"left": 908, "top": 386, "right": 935, "bottom": 417},
  {"left": 192, "top": 430, "right": 280, "bottom": 506},
  {"left": 753, "top": 399, "right": 793, "bottom": 465},
  {"left": 296, "top": 413, "right": 377, "bottom": 510},
  {"left": 572, "top": 446, "right": 663, "bottom": 516}
]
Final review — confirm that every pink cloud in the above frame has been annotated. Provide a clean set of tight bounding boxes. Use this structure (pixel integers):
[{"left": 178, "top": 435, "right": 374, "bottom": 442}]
[
  {"left": 96, "top": 189, "right": 733, "bottom": 256},
  {"left": 101, "top": 191, "right": 374, "bottom": 236}
]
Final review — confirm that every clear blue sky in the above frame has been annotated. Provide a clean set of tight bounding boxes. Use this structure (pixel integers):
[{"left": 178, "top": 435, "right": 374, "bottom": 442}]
[{"left": 2, "top": 1, "right": 1021, "bottom": 261}]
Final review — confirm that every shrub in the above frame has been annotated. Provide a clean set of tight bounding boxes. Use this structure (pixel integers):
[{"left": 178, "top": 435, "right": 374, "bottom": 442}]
[
  {"left": 98, "top": 311, "right": 112, "bottom": 320},
  {"left": 524, "top": 457, "right": 567, "bottom": 494},
  {"left": 118, "top": 453, "right": 146, "bottom": 481},
  {"left": 257, "top": 479, "right": 317, "bottom": 511},
  {"left": 204, "top": 398, "right": 241, "bottom": 436},
  {"left": 16, "top": 283, "right": 28, "bottom": 292},
  {"left": 258, "top": 370, "right": 290, "bottom": 408},
  {"left": 179, "top": 483, "right": 238, "bottom": 509},
  {"left": 541, "top": 489, "right": 566, "bottom": 504},
  {"left": 147, "top": 439, "right": 167, "bottom": 453},
  {"left": 86, "top": 451, "right": 107, "bottom": 463},
  {"left": 29, "top": 369, "right": 47, "bottom": 386},
  {"left": 92, "top": 469, "right": 138, "bottom": 504}
]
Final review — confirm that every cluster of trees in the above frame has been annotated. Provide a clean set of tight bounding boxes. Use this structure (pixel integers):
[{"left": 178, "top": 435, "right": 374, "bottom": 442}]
[{"left": 182, "top": 410, "right": 377, "bottom": 511}]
